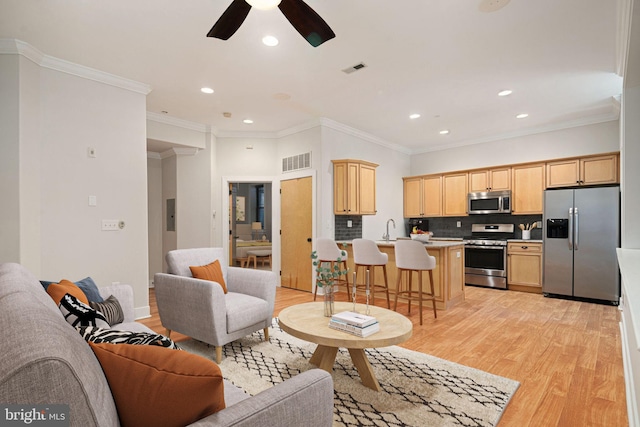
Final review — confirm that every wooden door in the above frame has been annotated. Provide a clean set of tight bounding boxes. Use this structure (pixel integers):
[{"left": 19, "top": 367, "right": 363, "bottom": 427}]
[
  {"left": 443, "top": 173, "right": 468, "bottom": 216},
  {"left": 403, "top": 177, "right": 422, "bottom": 217},
  {"left": 489, "top": 168, "right": 511, "bottom": 191},
  {"left": 281, "top": 176, "right": 313, "bottom": 292},
  {"left": 346, "top": 163, "right": 360, "bottom": 214},
  {"left": 546, "top": 159, "right": 579, "bottom": 188},
  {"left": 359, "top": 163, "right": 377, "bottom": 214},
  {"left": 423, "top": 175, "right": 442, "bottom": 217},
  {"left": 333, "top": 162, "right": 347, "bottom": 214},
  {"left": 468, "top": 170, "right": 489, "bottom": 192},
  {"left": 512, "top": 163, "right": 545, "bottom": 214},
  {"left": 581, "top": 155, "right": 618, "bottom": 185}
]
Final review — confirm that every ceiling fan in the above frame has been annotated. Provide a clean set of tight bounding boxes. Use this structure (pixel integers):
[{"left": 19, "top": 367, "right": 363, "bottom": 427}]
[{"left": 207, "top": 0, "right": 335, "bottom": 47}]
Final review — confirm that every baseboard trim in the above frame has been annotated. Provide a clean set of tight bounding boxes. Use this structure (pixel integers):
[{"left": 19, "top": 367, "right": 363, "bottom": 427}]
[
  {"left": 135, "top": 305, "right": 151, "bottom": 320},
  {"left": 621, "top": 319, "right": 640, "bottom": 427}
]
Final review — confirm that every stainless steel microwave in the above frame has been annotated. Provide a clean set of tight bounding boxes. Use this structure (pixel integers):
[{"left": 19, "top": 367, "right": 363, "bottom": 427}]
[{"left": 468, "top": 190, "right": 512, "bottom": 214}]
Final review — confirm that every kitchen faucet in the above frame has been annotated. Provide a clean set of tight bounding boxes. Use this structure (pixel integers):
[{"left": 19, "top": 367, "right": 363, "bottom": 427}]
[{"left": 383, "top": 219, "right": 396, "bottom": 243}]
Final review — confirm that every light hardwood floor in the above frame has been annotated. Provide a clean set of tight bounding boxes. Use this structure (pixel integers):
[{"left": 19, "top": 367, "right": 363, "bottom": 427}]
[{"left": 140, "top": 285, "right": 628, "bottom": 427}]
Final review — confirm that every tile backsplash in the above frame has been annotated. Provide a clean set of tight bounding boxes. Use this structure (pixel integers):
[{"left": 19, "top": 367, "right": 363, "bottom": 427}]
[
  {"left": 335, "top": 215, "right": 362, "bottom": 240},
  {"left": 418, "top": 214, "right": 544, "bottom": 240}
]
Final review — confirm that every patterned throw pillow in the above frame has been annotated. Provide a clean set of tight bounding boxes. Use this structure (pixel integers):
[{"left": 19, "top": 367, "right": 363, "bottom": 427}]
[
  {"left": 76, "top": 326, "right": 179, "bottom": 349},
  {"left": 59, "top": 293, "right": 110, "bottom": 329},
  {"left": 90, "top": 295, "right": 124, "bottom": 326}
]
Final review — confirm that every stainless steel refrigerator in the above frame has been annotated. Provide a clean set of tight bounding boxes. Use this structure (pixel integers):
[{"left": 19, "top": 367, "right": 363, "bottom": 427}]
[{"left": 543, "top": 186, "right": 620, "bottom": 303}]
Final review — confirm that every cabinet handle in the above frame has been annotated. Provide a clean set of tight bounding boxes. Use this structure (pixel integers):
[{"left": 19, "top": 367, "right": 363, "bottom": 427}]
[{"left": 521, "top": 246, "right": 528, "bottom": 249}]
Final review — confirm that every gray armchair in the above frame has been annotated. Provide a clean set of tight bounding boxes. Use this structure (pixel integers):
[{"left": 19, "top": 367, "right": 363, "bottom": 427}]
[{"left": 154, "top": 248, "right": 276, "bottom": 363}]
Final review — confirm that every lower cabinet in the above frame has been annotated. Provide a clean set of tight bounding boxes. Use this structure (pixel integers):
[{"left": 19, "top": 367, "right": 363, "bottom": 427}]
[{"left": 507, "top": 242, "right": 543, "bottom": 293}]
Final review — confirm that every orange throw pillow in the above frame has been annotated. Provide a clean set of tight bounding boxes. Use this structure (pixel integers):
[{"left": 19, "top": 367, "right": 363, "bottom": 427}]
[
  {"left": 46, "top": 279, "right": 89, "bottom": 305},
  {"left": 89, "top": 343, "right": 225, "bottom": 427},
  {"left": 190, "top": 260, "right": 227, "bottom": 293}
]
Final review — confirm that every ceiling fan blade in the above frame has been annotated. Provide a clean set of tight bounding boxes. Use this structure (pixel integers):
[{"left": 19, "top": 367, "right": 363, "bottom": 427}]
[
  {"left": 278, "top": 0, "right": 335, "bottom": 47},
  {"left": 207, "top": 0, "right": 252, "bottom": 40}
]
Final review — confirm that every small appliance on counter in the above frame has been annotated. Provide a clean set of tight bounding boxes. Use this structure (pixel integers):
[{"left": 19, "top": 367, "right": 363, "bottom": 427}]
[{"left": 406, "top": 218, "right": 429, "bottom": 236}]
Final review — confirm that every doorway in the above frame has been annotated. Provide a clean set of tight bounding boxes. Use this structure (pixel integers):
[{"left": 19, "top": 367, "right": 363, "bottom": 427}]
[
  {"left": 280, "top": 176, "right": 313, "bottom": 291},
  {"left": 229, "top": 182, "right": 273, "bottom": 270}
]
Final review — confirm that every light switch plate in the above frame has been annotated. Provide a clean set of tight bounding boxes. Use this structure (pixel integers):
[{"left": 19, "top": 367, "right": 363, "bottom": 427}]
[{"left": 88, "top": 195, "right": 97, "bottom": 206}]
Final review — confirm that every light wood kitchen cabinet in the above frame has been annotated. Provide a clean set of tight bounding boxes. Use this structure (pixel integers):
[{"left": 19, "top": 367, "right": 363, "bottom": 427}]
[
  {"left": 468, "top": 167, "right": 511, "bottom": 192},
  {"left": 443, "top": 173, "right": 468, "bottom": 216},
  {"left": 511, "top": 163, "right": 545, "bottom": 214},
  {"left": 332, "top": 159, "right": 378, "bottom": 215},
  {"left": 507, "top": 242, "right": 542, "bottom": 293},
  {"left": 546, "top": 154, "right": 619, "bottom": 188},
  {"left": 403, "top": 175, "right": 442, "bottom": 217}
]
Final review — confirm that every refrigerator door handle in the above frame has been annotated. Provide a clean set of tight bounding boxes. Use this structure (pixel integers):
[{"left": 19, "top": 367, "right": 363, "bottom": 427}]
[
  {"left": 568, "top": 207, "right": 574, "bottom": 250},
  {"left": 574, "top": 207, "right": 579, "bottom": 250}
]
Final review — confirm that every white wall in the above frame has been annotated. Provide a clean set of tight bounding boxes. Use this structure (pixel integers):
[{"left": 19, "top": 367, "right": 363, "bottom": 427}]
[
  {"left": 147, "top": 156, "right": 163, "bottom": 282},
  {"left": 0, "top": 54, "right": 21, "bottom": 264},
  {"left": 161, "top": 155, "right": 177, "bottom": 272},
  {"left": 176, "top": 141, "right": 213, "bottom": 249},
  {"left": 410, "top": 121, "right": 620, "bottom": 175},
  {"left": 320, "top": 126, "right": 411, "bottom": 240},
  {"left": 37, "top": 67, "right": 149, "bottom": 316},
  {"left": 621, "top": 86, "right": 640, "bottom": 249}
]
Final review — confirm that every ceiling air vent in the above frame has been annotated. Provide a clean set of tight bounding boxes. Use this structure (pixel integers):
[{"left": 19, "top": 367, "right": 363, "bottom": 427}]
[
  {"left": 342, "top": 62, "right": 367, "bottom": 74},
  {"left": 282, "top": 152, "right": 311, "bottom": 173}
]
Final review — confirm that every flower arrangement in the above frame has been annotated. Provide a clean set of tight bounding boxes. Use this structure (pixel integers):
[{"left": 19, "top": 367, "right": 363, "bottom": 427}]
[{"left": 310, "top": 249, "right": 349, "bottom": 288}]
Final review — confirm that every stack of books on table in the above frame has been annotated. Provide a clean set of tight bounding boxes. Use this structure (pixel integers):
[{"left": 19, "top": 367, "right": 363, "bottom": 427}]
[{"left": 329, "top": 311, "right": 380, "bottom": 337}]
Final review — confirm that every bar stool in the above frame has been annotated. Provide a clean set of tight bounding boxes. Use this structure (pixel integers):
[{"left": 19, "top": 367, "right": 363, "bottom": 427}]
[
  {"left": 352, "top": 238, "right": 391, "bottom": 308},
  {"left": 394, "top": 239, "right": 437, "bottom": 325},
  {"left": 313, "top": 238, "right": 351, "bottom": 301}
]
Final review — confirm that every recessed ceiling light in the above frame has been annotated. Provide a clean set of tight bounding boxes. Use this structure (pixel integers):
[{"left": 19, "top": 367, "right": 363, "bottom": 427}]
[
  {"left": 243, "top": 119, "right": 254, "bottom": 124},
  {"left": 201, "top": 87, "right": 214, "bottom": 94},
  {"left": 409, "top": 113, "right": 421, "bottom": 119},
  {"left": 498, "top": 89, "right": 512, "bottom": 97},
  {"left": 262, "top": 35, "right": 279, "bottom": 46},
  {"left": 516, "top": 113, "right": 529, "bottom": 119},
  {"left": 439, "top": 130, "right": 450, "bottom": 135}
]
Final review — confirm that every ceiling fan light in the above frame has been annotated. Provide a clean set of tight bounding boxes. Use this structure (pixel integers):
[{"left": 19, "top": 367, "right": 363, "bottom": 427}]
[{"left": 246, "top": 0, "right": 281, "bottom": 10}]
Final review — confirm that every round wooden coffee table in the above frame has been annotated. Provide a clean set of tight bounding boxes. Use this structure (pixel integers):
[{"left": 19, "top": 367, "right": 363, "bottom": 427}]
[{"left": 278, "top": 302, "right": 413, "bottom": 391}]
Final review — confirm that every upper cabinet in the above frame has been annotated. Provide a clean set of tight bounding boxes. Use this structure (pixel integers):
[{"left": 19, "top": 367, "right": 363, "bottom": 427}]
[
  {"left": 468, "top": 167, "right": 511, "bottom": 192},
  {"left": 546, "top": 154, "right": 619, "bottom": 188},
  {"left": 511, "top": 163, "right": 545, "bottom": 215},
  {"left": 443, "top": 172, "right": 468, "bottom": 216},
  {"left": 403, "top": 175, "right": 442, "bottom": 218},
  {"left": 332, "top": 159, "right": 378, "bottom": 215}
]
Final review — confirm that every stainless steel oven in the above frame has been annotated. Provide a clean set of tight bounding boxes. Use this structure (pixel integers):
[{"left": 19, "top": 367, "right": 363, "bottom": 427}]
[{"left": 464, "top": 224, "right": 514, "bottom": 289}]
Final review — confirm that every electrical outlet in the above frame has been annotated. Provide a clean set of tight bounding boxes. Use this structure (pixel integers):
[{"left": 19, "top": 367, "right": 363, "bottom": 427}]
[
  {"left": 347, "top": 220, "right": 352, "bottom": 228},
  {"left": 101, "top": 220, "right": 119, "bottom": 231},
  {"left": 87, "top": 147, "right": 96, "bottom": 158},
  {"left": 537, "top": 221, "right": 542, "bottom": 229},
  {"left": 457, "top": 221, "right": 461, "bottom": 228}
]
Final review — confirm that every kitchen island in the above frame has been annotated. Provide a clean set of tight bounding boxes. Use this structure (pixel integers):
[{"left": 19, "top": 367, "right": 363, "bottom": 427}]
[{"left": 338, "top": 240, "right": 465, "bottom": 311}]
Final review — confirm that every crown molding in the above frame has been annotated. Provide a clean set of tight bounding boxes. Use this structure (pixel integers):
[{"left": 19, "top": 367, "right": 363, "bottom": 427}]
[
  {"left": 147, "top": 152, "right": 162, "bottom": 160},
  {"left": 318, "top": 118, "right": 413, "bottom": 155},
  {"left": 158, "top": 147, "right": 200, "bottom": 159},
  {"left": 0, "top": 39, "right": 151, "bottom": 95},
  {"left": 411, "top": 108, "right": 620, "bottom": 155},
  {"left": 146, "top": 111, "right": 213, "bottom": 133}
]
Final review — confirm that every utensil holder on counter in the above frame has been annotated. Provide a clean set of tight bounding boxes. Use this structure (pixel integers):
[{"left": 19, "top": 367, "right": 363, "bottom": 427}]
[{"left": 522, "top": 230, "right": 531, "bottom": 240}]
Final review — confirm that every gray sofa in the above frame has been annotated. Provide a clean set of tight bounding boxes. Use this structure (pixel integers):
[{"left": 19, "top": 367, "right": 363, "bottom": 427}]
[{"left": 0, "top": 262, "right": 334, "bottom": 427}]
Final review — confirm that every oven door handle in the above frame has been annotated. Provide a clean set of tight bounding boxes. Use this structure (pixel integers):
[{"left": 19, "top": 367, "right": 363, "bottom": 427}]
[{"left": 465, "top": 245, "right": 505, "bottom": 250}]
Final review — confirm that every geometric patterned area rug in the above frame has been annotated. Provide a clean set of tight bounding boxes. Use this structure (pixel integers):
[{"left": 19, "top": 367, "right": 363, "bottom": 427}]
[{"left": 179, "top": 319, "right": 519, "bottom": 427}]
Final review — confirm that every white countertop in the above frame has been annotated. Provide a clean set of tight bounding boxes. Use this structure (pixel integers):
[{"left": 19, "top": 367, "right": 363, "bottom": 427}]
[
  {"left": 508, "top": 239, "right": 543, "bottom": 243},
  {"left": 338, "top": 239, "right": 464, "bottom": 248}
]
